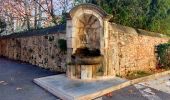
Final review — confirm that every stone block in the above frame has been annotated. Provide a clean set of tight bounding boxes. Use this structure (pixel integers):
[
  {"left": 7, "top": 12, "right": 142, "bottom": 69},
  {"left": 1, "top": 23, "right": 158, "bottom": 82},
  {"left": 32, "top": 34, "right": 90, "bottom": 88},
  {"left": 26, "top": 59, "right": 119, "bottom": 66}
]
[
  {"left": 84, "top": 9, "right": 93, "bottom": 15},
  {"left": 81, "top": 65, "right": 93, "bottom": 80},
  {"left": 66, "top": 38, "right": 71, "bottom": 49},
  {"left": 66, "top": 27, "right": 72, "bottom": 38},
  {"left": 71, "top": 7, "right": 84, "bottom": 18},
  {"left": 66, "top": 20, "right": 73, "bottom": 38},
  {"left": 67, "top": 48, "right": 73, "bottom": 63},
  {"left": 66, "top": 20, "right": 72, "bottom": 27}
]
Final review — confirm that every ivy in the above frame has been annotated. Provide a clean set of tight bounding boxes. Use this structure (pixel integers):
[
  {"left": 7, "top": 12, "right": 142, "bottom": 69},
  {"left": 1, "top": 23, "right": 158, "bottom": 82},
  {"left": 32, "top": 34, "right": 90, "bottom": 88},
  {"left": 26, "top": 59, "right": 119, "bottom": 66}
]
[
  {"left": 44, "top": 36, "right": 48, "bottom": 39},
  {"left": 28, "top": 48, "right": 34, "bottom": 53},
  {"left": 157, "top": 42, "right": 170, "bottom": 68},
  {"left": 48, "top": 36, "right": 54, "bottom": 42},
  {"left": 58, "top": 39, "right": 67, "bottom": 52}
]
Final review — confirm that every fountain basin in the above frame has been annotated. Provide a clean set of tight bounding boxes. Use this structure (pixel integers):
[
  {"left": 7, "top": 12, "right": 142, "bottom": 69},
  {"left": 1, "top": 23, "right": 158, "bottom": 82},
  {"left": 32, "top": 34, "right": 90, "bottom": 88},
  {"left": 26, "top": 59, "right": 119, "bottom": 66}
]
[
  {"left": 71, "top": 55, "right": 104, "bottom": 65},
  {"left": 71, "top": 47, "right": 103, "bottom": 65}
]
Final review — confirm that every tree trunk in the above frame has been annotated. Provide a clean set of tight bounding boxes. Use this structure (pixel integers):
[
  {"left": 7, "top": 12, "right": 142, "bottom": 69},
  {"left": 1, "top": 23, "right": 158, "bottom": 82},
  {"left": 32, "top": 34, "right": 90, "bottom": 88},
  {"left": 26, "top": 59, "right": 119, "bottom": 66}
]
[
  {"left": 38, "top": 0, "right": 42, "bottom": 28},
  {"left": 34, "top": 0, "right": 38, "bottom": 29},
  {"left": 50, "top": 0, "right": 57, "bottom": 24},
  {"left": 24, "top": 0, "right": 30, "bottom": 30}
]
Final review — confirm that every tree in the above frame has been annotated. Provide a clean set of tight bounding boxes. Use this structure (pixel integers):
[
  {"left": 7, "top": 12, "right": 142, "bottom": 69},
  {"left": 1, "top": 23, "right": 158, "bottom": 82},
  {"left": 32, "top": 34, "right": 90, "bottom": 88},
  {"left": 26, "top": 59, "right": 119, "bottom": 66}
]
[
  {"left": 146, "top": 0, "right": 170, "bottom": 34},
  {"left": 23, "top": 0, "right": 31, "bottom": 30},
  {"left": 0, "top": 0, "right": 73, "bottom": 34},
  {"left": 89, "top": 0, "right": 170, "bottom": 35}
]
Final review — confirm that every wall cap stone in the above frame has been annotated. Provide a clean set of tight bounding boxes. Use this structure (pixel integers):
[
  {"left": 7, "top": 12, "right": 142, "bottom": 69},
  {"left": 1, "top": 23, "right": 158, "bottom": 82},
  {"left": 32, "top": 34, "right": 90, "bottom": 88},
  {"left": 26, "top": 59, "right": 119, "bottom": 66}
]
[{"left": 110, "top": 23, "right": 170, "bottom": 38}]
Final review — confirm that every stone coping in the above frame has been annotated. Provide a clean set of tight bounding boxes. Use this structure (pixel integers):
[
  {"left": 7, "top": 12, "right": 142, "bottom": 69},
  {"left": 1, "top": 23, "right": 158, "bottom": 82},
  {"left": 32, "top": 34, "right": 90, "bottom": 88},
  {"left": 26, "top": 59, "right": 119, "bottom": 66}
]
[{"left": 110, "top": 23, "right": 170, "bottom": 38}]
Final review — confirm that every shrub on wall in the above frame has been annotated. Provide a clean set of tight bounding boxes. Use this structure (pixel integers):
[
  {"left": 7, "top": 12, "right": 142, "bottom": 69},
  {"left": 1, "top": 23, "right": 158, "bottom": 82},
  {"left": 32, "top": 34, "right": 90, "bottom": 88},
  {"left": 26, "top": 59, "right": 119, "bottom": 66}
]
[
  {"left": 48, "top": 36, "right": 54, "bottom": 42},
  {"left": 58, "top": 39, "right": 67, "bottom": 52},
  {"left": 157, "top": 42, "right": 170, "bottom": 68}
]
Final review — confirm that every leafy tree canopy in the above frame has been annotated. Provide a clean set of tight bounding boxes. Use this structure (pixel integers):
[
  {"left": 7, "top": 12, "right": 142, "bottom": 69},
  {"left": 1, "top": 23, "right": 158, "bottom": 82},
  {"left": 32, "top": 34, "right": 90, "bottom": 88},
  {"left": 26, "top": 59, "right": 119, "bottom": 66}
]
[{"left": 77, "top": 0, "right": 170, "bottom": 35}]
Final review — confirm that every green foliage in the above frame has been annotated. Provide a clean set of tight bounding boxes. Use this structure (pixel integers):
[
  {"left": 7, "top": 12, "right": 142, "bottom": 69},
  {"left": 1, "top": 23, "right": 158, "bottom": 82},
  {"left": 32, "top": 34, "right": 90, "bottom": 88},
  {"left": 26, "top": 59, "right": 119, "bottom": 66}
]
[
  {"left": 0, "top": 18, "right": 6, "bottom": 33},
  {"left": 28, "top": 48, "right": 34, "bottom": 53},
  {"left": 48, "top": 36, "right": 54, "bottom": 42},
  {"left": 58, "top": 39, "right": 67, "bottom": 52},
  {"left": 44, "top": 36, "right": 48, "bottom": 39},
  {"left": 126, "top": 70, "right": 151, "bottom": 80},
  {"left": 157, "top": 42, "right": 170, "bottom": 68},
  {"left": 59, "top": 13, "right": 67, "bottom": 24},
  {"left": 146, "top": 0, "right": 170, "bottom": 34},
  {"left": 89, "top": 0, "right": 170, "bottom": 35}
]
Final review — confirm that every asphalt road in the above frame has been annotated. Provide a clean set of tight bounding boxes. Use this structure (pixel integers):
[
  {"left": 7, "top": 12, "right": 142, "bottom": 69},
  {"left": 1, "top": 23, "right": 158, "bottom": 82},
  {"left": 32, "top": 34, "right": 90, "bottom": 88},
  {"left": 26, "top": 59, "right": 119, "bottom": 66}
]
[
  {"left": 0, "top": 57, "right": 57, "bottom": 100},
  {"left": 0, "top": 57, "right": 170, "bottom": 100},
  {"left": 104, "top": 84, "right": 170, "bottom": 100}
]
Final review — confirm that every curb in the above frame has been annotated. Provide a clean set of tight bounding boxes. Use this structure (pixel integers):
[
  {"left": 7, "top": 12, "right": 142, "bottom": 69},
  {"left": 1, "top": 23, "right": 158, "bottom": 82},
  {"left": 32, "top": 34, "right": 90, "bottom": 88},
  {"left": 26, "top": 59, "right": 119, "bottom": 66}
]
[
  {"left": 109, "top": 70, "right": 170, "bottom": 93},
  {"left": 79, "top": 70, "right": 170, "bottom": 99}
]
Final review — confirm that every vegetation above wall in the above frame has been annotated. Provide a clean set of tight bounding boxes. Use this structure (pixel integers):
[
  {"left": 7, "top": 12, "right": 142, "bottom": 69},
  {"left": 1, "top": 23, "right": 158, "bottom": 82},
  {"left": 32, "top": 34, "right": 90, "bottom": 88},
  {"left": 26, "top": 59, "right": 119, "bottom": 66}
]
[
  {"left": 1, "top": 0, "right": 170, "bottom": 36},
  {"left": 83, "top": 0, "right": 170, "bottom": 35},
  {"left": 58, "top": 39, "right": 67, "bottom": 53}
]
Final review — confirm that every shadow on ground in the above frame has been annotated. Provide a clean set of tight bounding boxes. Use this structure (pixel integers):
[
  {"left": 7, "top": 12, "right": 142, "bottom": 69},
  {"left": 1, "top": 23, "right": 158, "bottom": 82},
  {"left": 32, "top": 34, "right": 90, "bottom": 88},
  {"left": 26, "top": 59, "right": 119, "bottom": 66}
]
[{"left": 0, "top": 57, "right": 59, "bottom": 100}]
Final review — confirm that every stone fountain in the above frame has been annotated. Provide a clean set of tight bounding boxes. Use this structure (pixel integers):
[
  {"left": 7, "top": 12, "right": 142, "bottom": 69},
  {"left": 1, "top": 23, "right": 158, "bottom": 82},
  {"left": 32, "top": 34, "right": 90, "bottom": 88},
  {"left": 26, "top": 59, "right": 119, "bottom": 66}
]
[
  {"left": 34, "top": 4, "right": 127, "bottom": 100},
  {"left": 66, "top": 4, "right": 113, "bottom": 80}
]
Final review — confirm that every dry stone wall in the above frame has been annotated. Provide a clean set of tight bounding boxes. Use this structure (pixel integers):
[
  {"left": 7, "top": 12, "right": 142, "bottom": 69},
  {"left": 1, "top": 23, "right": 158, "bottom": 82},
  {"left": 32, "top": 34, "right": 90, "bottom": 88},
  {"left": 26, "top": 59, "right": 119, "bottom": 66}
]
[
  {"left": 0, "top": 33, "right": 66, "bottom": 72},
  {"left": 0, "top": 22, "right": 169, "bottom": 75},
  {"left": 108, "top": 23, "right": 169, "bottom": 75}
]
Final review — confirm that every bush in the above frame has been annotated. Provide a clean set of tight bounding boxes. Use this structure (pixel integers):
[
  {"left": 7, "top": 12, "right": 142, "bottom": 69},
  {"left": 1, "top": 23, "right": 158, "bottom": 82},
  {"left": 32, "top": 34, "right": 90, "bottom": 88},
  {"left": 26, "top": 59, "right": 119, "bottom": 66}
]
[
  {"left": 58, "top": 39, "right": 67, "bottom": 52},
  {"left": 157, "top": 42, "right": 170, "bottom": 68}
]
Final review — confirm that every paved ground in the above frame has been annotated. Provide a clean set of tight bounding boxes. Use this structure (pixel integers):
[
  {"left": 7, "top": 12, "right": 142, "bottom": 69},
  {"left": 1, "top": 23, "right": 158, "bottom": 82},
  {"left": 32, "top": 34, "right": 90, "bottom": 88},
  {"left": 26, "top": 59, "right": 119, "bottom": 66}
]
[
  {"left": 141, "top": 75, "right": 170, "bottom": 94},
  {"left": 0, "top": 57, "right": 58, "bottom": 100},
  {"left": 104, "top": 83, "right": 170, "bottom": 100},
  {"left": 0, "top": 57, "right": 170, "bottom": 100}
]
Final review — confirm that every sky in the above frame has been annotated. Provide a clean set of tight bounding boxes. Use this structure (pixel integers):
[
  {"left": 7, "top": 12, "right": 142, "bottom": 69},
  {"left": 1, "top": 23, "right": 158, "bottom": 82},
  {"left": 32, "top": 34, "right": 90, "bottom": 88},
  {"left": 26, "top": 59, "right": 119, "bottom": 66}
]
[{"left": 54, "top": 0, "right": 74, "bottom": 15}]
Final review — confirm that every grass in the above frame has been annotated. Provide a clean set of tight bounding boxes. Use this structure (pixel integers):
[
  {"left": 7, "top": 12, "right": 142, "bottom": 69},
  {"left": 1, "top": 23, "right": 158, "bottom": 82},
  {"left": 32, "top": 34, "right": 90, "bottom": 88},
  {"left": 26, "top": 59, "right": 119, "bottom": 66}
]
[
  {"left": 124, "top": 68, "right": 169, "bottom": 80},
  {"left": 125, "top": 71, "right": 152, "bottom": 80}
]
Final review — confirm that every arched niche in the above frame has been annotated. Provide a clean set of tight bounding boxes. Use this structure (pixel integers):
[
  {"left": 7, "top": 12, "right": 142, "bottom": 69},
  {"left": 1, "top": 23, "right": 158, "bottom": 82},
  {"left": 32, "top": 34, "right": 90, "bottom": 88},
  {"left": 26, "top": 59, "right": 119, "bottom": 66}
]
[
  {"left": 67, "top": 4, "right": 111, "bottom": 54},
  {"left": 74, "top": 13, "right": 101, "bottom": 50}
]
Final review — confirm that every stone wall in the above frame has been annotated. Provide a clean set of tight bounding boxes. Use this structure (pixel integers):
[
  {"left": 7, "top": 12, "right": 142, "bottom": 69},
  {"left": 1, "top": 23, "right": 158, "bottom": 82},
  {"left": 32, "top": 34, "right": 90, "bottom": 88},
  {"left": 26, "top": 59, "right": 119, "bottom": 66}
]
[
  {"left": 0, "top": 22, "right": 169, "bottom": 75},
  {"left": 0, "top": 33, "right": 66, "bottom": 72},
  {"left": 108, "top": 23, "right": 169, "bottom": 75}
]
